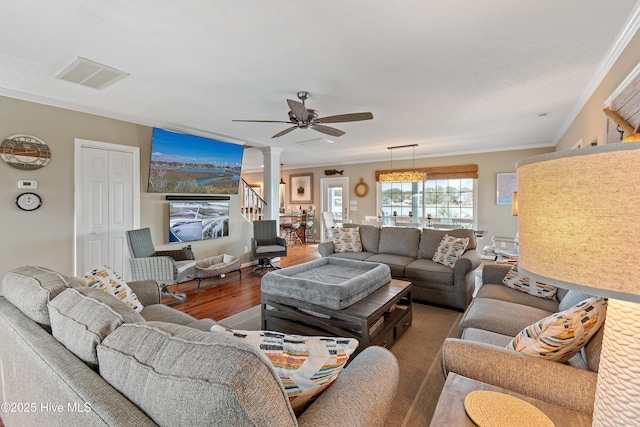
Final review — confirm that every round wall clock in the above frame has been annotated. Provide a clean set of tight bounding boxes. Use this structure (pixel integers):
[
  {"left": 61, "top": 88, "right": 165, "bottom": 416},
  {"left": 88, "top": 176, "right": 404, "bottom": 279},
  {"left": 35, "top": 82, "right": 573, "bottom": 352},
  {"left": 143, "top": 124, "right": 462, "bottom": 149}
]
[
  {"left": 1, "top": 134, "right": 51, "bottom": 170},
  {"left": 355, "top": 178, "right": 369, "bottom": 197},
  {"left": 16, "top": 192, "right": 42, "bottom": 211}
]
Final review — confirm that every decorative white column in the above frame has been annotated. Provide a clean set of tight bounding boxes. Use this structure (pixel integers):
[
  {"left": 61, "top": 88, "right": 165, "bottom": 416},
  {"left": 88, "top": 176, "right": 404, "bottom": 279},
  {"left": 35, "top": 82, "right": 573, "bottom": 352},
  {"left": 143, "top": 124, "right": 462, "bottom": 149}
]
[{"left": 259, "top": 146, "right": 284, "bottom": 223}]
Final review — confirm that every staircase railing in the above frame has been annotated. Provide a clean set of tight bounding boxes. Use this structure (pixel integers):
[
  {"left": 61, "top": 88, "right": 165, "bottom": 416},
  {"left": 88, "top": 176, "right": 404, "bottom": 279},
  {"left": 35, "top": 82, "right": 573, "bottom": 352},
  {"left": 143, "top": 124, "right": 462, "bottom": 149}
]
[{"left": 241, "top": 179, "right": 266, "bottom": 223}]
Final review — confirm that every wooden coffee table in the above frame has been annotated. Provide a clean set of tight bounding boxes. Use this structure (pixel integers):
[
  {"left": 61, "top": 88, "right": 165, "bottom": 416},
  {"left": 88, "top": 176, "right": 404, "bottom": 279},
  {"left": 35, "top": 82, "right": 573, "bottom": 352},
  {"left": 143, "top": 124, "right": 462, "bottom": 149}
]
[{"left": 261, "top": 279, "right": 412, "bottom": 355}]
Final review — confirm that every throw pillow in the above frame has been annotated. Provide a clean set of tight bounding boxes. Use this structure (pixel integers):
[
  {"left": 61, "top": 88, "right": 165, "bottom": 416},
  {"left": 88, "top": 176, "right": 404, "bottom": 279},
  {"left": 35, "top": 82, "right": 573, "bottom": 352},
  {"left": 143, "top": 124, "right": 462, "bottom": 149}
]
[
  {"left": 78, "top": 266, "right": 144, "bottom": 313},
  {"left": 432, "top": 234, "right": 470, "bottom": 268},
  {"left": 48, "top": 287, "right": 145, "bottom": 368},
  {"left": 332, "top": 227, "right": 363, "bottom": 253},
  {"left": 210, "top": 325, "right": 358, "bottom": 414},
  {"left": 502, "top": 263, "right": 558, "bottom": 300},
  {"left": 507, "top": 296, "right": 607, "bottom": 362}
]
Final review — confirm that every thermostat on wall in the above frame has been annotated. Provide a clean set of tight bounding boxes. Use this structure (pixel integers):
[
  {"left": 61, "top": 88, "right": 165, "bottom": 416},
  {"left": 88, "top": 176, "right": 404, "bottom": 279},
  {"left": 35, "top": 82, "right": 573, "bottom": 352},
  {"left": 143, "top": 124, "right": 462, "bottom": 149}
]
[{"left": 18, "top": 180, "right": 38, "bottom": 189}]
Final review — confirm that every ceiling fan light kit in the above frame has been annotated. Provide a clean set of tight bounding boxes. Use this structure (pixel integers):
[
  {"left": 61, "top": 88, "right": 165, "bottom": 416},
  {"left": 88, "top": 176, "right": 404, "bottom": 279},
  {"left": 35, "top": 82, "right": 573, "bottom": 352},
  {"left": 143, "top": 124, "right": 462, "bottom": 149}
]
[{"left": 233, "top": 91, "right": 373, "bottom": 138}]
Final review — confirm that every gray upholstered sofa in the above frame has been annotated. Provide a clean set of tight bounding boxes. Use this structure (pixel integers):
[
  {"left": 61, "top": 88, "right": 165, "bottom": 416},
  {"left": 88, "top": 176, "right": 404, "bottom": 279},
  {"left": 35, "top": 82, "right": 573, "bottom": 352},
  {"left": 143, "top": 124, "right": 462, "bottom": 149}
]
[
  {"left": 441, "top": 263, "right": 603, "bottom": 415},
  {"left": 0, "top": 265, "right": 399, "bottom": 426},
  {"left": 318, "top": 225, "right": 481, "bottom": 310}
]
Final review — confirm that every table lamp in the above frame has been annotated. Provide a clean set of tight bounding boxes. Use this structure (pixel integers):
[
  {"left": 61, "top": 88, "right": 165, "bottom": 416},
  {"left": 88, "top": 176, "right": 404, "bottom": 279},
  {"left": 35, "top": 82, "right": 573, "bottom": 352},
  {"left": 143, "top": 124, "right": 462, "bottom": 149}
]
[{"left": 516, "top": 141, "right": 640, "bottom": 426}]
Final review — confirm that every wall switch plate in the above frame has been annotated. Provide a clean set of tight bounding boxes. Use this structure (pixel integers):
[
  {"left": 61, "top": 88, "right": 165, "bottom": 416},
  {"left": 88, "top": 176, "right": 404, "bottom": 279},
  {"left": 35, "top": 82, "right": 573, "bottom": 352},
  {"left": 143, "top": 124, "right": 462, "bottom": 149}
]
[{"left": 18, "top": 180, "right": 38, "bottom": 189}]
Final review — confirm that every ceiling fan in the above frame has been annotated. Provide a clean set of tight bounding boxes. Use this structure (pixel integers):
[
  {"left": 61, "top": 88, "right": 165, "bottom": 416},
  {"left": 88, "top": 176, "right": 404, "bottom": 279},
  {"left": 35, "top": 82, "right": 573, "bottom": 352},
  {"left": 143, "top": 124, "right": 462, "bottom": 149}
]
[{"left": 233, "top": 91, "right": 373, "bottom": 138}]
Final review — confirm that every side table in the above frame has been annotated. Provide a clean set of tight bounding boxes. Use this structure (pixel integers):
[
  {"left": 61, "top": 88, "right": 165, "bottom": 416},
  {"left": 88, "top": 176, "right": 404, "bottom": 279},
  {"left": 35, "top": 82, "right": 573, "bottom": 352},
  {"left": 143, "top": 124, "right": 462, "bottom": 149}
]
[{"left": 430, "top": 373, "right": 592, "bottom": 426}]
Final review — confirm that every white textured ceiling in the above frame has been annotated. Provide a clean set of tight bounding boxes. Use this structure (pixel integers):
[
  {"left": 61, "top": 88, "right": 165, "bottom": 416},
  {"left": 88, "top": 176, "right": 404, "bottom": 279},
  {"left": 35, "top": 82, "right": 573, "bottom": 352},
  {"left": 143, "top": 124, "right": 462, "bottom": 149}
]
[{"left": 1, "top": 1, "right": 639, "bottom": 172}]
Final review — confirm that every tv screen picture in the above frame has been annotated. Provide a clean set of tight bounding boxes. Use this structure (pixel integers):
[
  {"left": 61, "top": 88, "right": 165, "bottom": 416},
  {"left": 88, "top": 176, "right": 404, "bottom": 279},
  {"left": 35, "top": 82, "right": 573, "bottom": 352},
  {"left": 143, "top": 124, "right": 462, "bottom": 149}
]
[
  {"left": 149, "top": 128, "right": 244, "bottom": 194},
  {"left": 169, "top": 202, "right": 229, "bottom": 242}
]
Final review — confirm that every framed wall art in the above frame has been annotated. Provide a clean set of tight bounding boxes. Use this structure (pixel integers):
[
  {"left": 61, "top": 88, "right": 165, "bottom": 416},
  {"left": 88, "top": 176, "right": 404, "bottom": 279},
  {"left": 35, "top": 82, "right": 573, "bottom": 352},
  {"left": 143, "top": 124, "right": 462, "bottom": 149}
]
[
  {"left": 496, "top": 172, "right": 517, "bottom": 205},
  {"left": 290, "top": 173, "right": 313, "bottom": 205}
]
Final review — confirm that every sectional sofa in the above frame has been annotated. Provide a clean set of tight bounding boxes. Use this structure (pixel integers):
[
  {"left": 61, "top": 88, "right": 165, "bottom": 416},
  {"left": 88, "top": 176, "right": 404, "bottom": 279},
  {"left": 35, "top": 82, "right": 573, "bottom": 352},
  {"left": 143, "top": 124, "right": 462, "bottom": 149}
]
[
  {"left": 318, "top": 225, "right": 481, "bottom": 310},
  {"left": 441, "top": 263, "right": 603, "bottom": 415},
  {"left": 0, "top": 265, "right": 399, "bottom": 426}
]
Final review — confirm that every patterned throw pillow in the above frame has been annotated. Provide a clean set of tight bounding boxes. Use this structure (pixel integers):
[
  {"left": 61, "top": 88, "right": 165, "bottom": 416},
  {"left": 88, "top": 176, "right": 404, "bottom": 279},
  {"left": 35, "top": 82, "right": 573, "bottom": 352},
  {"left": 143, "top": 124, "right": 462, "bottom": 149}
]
[
  {"left": 508, "top": 297, "right": 607, "bottom": 362},
  {"left": 78, "top": 266, "right": 144, "bottom": 313},
  {"left": 332, "top": 227, "right": 363, "bottom": 253},
  {"left": 432, "top": 234, "right": 470, "bottom": 267},
  {"left": 502, "top": 263, "right": 558, "bottom": 300},
  {"left": 210, "top": 326, "right": 358, "bottom": 414}
]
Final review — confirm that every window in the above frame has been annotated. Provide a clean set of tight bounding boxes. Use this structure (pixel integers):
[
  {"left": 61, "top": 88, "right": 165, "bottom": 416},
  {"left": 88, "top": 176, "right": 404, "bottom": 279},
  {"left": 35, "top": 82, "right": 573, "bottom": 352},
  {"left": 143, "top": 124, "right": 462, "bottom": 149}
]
[{"left": 380, "top": 178, "right": 476, "bottom": 227}]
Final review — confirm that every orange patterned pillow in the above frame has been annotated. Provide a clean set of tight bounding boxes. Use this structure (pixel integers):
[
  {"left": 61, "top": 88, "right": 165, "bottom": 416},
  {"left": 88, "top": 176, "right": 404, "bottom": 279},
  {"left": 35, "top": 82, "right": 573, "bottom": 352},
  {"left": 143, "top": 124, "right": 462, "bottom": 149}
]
[
  {"left": 332, "top": 227, "right": 363, "bottom": 253},
  {"left": 211, "top": 326, "right": 358, "bottom": 414},
  {"left": 508, "top": 297, "right": 607, "bottom": 362}
]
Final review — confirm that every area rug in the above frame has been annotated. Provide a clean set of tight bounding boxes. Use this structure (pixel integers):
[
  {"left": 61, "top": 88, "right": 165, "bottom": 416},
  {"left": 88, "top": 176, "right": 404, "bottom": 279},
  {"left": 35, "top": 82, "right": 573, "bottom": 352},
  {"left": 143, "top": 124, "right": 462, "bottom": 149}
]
[{"left": 220, "top": 302, "right": 462, "bottom": 426}]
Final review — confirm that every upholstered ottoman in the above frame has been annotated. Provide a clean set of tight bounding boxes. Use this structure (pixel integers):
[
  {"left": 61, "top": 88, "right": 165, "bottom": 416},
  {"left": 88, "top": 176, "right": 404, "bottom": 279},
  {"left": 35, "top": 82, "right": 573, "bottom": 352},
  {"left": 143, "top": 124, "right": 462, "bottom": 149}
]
[{"left": 261, "top": 257, "right": 391, "bottom": 310}]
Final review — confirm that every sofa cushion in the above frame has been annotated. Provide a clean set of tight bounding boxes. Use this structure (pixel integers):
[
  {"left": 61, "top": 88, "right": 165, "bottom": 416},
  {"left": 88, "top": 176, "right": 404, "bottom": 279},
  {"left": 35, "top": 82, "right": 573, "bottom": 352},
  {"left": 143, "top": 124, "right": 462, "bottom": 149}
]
[
  {"left": 358, "top": 224, "right": 381, "bottom": 253},
  {"left": 98, "top": 322, "right": 297, "bottom": 426},
  {"left": 48, "top": 287, "right": 144, "bottom": 368},
  {"left": 461, "top": 327, "right": 513, "bottom": 347},
  {"left": 332, "top": 227, "right": 363, "bottom": 253},
  {"left": 365, "top": 253, "right": 416, "bottom": 277},
  {"left": 558, "top": 290, "right": 595, "bottom": 311},
  {"left": 459, "top": 298, "right": 554, "bottom": 337},
  {"left": 328, "top": 251, "right": 377, "bottom": 261},
  {"left": 210, "top": 326, "right": 358, "bottom": 414},
  {"left": 432, "top": 234, "right": 469, "bottom": 268},
  {"left": 1, "top": 265, "right": 81, "bottom": 327},
  {"left": 78, "top": 266, "right": 143, "bottom": 313},
  {"left": 502, "top": 263, "right": 558, "bottom": 300},
  {"left": 475, "top": 284, "right": 560, "bottom": 312},
  {"left": 508, "top": 297, "right": 607, "bottom": 363},
  {"left": 419, "top": 228, "right": 476, "bottom": 259},
  {"left": 405, "top": 259, "right": 454, "bottom": 287},
  {"left": 378, "top": 227, "right": 421, "bottom": 258}
]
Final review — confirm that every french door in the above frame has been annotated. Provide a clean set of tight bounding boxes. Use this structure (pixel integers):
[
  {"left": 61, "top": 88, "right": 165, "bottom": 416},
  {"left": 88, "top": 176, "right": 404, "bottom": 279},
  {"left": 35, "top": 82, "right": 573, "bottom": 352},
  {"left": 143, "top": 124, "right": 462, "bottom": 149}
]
[{"left": 320, "top": 177, "right": 349, "bottom": 241}]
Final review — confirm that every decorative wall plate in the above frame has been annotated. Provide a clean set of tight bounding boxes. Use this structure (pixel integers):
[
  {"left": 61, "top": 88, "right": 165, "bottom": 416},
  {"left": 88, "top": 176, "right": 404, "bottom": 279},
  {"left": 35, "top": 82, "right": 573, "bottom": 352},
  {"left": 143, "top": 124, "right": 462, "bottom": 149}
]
[{"left": 1, "top": 134, "right": 51, "bottom": 170}]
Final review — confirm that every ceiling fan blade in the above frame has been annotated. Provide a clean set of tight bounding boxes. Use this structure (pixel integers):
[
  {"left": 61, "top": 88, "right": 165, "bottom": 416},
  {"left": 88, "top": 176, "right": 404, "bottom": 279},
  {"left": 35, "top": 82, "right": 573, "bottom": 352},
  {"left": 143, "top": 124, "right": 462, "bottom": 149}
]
[
  {"left": 272, "top": 126, "right": 298, "bottom": 138},
  {"left": 311, "top": 124, "right": 345, "bottom": 137},
  {"left": 287, "top": 99, "right": 308, "bottom": 122},
  {"left": 316, "top": 112, "right": 374, "bottom": 124},
  {"left": 232, "top": 120, "right": 292, "bottom": 123}
]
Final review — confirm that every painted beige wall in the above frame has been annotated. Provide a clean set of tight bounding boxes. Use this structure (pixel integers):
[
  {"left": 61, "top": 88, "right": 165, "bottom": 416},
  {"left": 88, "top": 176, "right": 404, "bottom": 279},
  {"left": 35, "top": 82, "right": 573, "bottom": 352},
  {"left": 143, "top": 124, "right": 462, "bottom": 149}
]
[
  {"left": 556, "top": 29, "right": 640, "bottom": 150},
  {"left": 0, "top": 96, "right": 254, "bottom": 280},
  {"left": 243, "top": 146, "right": 553, "bottom": 247}
]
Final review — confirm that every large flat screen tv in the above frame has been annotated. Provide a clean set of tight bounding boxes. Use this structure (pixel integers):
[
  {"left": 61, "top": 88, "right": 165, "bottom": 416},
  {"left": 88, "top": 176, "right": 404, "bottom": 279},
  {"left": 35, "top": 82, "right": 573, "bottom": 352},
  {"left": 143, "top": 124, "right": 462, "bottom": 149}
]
[
  {"left": 148, "top": 128, "right": 244, "bottom": 194},
  {"left": 169, "top": 201, "right": 229, "bottom": 242}
]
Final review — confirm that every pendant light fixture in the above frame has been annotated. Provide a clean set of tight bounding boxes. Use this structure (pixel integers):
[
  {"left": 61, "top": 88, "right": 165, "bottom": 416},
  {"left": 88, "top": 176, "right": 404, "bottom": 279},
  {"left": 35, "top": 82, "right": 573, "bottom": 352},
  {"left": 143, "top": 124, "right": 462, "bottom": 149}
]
[{"left": 378, "top": 144, "right": 426, "bottom": 182}]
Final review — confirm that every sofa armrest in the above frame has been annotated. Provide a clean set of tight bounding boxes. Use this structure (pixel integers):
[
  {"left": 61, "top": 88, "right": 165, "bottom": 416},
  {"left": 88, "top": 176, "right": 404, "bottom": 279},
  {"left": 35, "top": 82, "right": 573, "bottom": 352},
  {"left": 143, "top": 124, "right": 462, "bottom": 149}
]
[
  {"left": 127, "top": 280, "right": 161, "bottom": 306},
  {"left": 458, "top": 249, "right": 482, "bottom": 272},
  {"left": 130, "top": 256, "right": 178, "bottom": 282},
  {"left": 317, "top": 241, "right": 335, "bottom": 257},
  {"left": 298, "top": 346, "right": 399, "bottom": 427},
  {"left": 482, "top": 263, "right": 513, "bottom": 285},
  {"left": 155, "top": 247, "right": 195, "bottom": 261},
  {"left": 441, "top": 338, "right": 597, "bottom": 415}
]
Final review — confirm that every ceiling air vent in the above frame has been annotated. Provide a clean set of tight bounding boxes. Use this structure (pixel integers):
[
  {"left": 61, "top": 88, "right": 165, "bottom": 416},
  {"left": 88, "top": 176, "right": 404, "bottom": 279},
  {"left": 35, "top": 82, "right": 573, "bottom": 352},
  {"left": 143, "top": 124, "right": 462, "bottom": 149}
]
[{"left": 55, "top": 57, "right": 129, "bottom": 90}]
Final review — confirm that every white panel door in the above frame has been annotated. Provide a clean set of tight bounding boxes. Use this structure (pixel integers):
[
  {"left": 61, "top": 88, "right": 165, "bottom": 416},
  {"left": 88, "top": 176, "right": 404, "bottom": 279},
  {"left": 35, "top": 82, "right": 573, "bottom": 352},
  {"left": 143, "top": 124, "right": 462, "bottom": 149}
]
[
  {"left": 76, "top": 140, "right": 139, "bottom": 279},
  {"left": 81, "top": 147, "right": 109, "bottom": 273}
]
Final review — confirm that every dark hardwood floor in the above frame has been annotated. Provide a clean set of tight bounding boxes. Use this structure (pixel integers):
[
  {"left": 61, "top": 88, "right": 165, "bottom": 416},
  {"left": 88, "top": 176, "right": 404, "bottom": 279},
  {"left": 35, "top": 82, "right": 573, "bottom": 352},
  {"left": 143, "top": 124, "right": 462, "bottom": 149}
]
[{"left": 164, "top": 243, "right": 321, "bottom": 320}]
